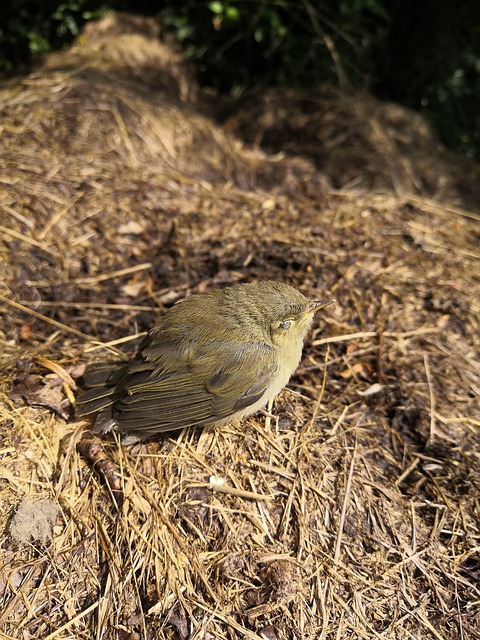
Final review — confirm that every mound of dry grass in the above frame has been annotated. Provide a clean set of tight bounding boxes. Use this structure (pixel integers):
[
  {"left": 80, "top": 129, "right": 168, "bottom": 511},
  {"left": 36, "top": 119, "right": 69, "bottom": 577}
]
[
  {"left": 220, "top": 87, "right": 480, "bottom": 212},
  {"left": 0, "top": 12, "right": 479, "bottom": 640}
]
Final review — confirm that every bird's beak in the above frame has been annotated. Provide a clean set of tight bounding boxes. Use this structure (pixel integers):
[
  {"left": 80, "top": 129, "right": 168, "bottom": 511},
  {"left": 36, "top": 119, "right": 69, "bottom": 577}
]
[{"left": 305, "top": 298, "right": 335, "bottom": 315}]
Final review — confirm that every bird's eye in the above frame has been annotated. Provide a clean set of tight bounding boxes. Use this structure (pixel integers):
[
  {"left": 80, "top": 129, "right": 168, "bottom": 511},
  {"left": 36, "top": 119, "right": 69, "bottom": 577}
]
[{"left": 278, "top": 320, "right": 292, "bottom": 330}]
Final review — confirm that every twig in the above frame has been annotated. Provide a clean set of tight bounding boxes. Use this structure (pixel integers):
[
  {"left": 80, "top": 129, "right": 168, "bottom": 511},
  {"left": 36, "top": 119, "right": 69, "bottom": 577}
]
[
  {"left": 407, "top": 194, "right": 480, "bottom": 223},
  {"left": 334, "top": 438, "right": 357, "bottom": 565},
  {"left": 75, "top": 262, "right": 152, "bottom": 286},
  {"left": 424, "top": 354, "right": 437, "bottom": 445},
  {"left": 42, "top": 601, "right": 99, "bottom": 640},
  {"left": 112, "top": 106, "right": 139, "bottom": 167},
  {"left": 85, "top": 332, "right": 147, "bottom": 353},
  {"left": 22, "top": 300, "right": 154, "bottom": 311},
  {"left": 307, "top": 344, "right": 330, "bottom": 428},
  {"left": 0, "top": 293, "right": 93, "bottom": 341},
  {"left": 204, "top": 478, "right": 273, "bottom": 501},
  {"left": 76, "top": 436, "right": 124, "bottom": 508},
  {"left": 313, "top": 327, "right": 439, "bottom": 346},
  {"left": 0, "top": 223, "right": 57, "bottom": 255},
  {"left": 37, "top": 192, "right": 85, "bottom": 240}
]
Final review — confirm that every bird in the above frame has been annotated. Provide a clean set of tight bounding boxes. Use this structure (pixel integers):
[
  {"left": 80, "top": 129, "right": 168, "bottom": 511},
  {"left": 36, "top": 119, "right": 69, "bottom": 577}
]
[{"left": 76, "top": 281, "right": 334, "bottom": 441}]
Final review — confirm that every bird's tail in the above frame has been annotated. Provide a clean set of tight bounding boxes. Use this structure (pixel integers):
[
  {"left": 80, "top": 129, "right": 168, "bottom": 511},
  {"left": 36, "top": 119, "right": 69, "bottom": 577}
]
[{"left": 75, "top": 360, "right": 127, "bottom": 431}]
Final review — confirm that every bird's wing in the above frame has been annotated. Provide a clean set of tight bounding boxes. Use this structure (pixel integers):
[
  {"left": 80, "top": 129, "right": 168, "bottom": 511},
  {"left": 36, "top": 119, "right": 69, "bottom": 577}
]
[{"left": 109, "top": 338, "right": 278, "bottom": 436}]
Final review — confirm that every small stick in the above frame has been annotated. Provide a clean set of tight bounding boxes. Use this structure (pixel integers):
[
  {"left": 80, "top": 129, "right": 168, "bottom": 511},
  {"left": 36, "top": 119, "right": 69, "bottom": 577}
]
[
  {"left": 76, "top": 262, "right": 152, "bottom": 286},
  {"left": 334, "top": 438, "right": 357, "bottom": 565},
  {"left": 424, "top": 354, "right": 437, "bottom": 445},
  {"left": 0, "top": 223, "right": 57, "bottom": 254},
  {"left": 313, "top": 326, "right": 440, "bottom": 346},
  {"left": 76, "top": 436, "right": 124, "bottom": 507},
  {"left": 204, "top": 478, "right": 273, "bottom": 501},
  {"left": 0, "top": 293, "right": 93, "bottom": 341}
]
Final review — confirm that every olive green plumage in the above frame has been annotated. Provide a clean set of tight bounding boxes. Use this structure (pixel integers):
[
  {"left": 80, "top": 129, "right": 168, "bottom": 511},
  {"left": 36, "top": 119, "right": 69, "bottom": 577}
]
[{"left": 76, "top": 281, "right": 334, "bottom": 440}]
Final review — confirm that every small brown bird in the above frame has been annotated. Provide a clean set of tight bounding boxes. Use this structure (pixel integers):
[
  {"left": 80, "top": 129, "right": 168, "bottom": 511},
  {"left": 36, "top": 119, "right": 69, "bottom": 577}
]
[{"left": 76, "top": 281, "right": 334, "bottom": 441}]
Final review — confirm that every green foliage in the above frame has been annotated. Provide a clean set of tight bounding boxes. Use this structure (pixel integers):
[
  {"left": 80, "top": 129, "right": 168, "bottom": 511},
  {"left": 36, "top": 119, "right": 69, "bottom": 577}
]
[
  {"left": 0, "top": 0, "right": 109, "bottom": 74},
  {"left": 418, "top": 54, "right": 480, "bottom": 159},
  {"left": 372, "top": 0, "right": 480, "bottom": 160}
]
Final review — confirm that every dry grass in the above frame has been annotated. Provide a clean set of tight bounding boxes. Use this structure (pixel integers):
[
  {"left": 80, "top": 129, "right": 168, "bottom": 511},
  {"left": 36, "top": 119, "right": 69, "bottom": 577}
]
[{"left": 0, "top": 12, "right": 479, "bottom": 640}]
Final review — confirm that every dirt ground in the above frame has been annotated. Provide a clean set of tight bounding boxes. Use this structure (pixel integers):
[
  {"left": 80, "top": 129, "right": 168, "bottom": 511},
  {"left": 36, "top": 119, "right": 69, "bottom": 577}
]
[{"left": 0, "top": 12, "right": 479, "bottom": 640}]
